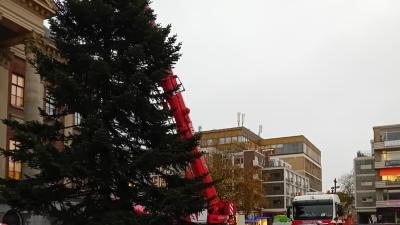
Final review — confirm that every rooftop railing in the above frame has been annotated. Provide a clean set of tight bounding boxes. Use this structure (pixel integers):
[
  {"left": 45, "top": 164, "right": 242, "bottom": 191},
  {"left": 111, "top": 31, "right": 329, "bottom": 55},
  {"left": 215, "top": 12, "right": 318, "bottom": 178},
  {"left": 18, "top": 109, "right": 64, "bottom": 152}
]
[{"left": 267, "top": 159, "right": 292, "bottom": 169}]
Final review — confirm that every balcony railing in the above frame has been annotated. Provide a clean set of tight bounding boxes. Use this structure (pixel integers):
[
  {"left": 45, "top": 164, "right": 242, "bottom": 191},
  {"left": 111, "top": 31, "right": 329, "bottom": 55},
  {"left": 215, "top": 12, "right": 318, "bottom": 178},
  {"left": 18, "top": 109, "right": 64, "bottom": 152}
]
[
  {"left": 385, "top": 140, "right": 400, "bottom": 147},
  {"left": 253, "top": 159, "right": 264, "bottom": 168},
  {"left": 376, "top": 180, "right": 400, "bottom": 188},
  {"left": 376, "top": 200, "right": 400, "bottom": 208},
  {"left": 375, "top": 160, "right": 400, "bottom": 169},
  {"left": 374, "top": 140, "right": 400, "bottom": 150},
  {"left": 357, "top": 151, "right": 373, "bottom": 157},
  {"left": 375, "top": 161, "right": 384, "bottom": 168},
  {"left": 267, "top": 159, "right": 292, "bottom": 169}
]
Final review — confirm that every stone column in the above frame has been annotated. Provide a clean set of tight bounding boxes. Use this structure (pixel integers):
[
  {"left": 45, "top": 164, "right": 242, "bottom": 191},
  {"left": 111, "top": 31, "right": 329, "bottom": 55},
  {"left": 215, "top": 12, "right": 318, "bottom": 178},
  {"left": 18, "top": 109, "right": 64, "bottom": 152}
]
[
  {"left": 24, "top": 49, "right": 44, "bottom": 123},
  {"left": 0, "top": 48, "right": 12, "bottom": 178},
  {"left": 23, "top": 47, "right": 44, "bottom": 177}
]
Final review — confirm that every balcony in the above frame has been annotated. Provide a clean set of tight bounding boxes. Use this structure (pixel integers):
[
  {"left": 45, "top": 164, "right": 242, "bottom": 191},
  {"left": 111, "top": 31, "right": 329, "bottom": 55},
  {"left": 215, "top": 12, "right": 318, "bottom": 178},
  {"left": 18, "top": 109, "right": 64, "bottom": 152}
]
[
  {"left": 375, "top": 160, "right": 400, "bottom": 169},
  {"left": 375, "top": 161, "right": 385, "bottom": 168},
  {"left": 267, "top": 159, "right": 292, "bottom": 169},
  {"left": 374, "top": 140, "right": 400, "bottom": 150},
  {"left": 376, "top": 200, "right": 400, "bottom": 208},
  {"left": 376, "top": 180, "right": 400, "bottom": 188},
  {"left": 253, "top": 159, "right": 264, "bottom": 168}
]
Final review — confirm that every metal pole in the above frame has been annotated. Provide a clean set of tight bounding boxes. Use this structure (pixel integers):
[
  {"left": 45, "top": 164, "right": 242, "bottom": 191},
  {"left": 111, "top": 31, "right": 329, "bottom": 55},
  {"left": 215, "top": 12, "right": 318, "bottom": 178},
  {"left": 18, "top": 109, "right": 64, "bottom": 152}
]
[{"left": 334, "top": 178, "right": 337, "bottom": 193}]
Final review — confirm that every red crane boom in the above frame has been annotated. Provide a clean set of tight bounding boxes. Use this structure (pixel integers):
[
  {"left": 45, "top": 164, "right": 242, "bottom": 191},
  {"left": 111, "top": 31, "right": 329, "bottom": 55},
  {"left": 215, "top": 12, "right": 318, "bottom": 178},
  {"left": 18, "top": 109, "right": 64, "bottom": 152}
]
[{"left": 160, "top": 71, "right": 236, "bottom": 224}]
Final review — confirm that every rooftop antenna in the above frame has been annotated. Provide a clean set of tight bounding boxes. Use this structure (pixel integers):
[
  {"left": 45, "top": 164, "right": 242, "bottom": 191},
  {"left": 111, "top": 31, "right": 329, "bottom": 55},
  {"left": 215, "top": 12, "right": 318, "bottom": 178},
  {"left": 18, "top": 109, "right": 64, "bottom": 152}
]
[
  {"left": 241, "top": 113, "right": 245, "bottom": 127},
  {"left": 237, "top": 112, "right": 241, "bottom": 127},
  {"left": 258, "top": 125, "right": 263, "bottom": 136}
]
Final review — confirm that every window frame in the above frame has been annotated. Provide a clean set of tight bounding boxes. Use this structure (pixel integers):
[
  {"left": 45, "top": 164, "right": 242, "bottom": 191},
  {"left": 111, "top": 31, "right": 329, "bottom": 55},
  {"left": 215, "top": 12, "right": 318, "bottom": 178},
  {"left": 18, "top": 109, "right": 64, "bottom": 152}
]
[
  {"left": 74, "top": 112, "right": 82, "bottom": 126},
  {"left": 7, "top": 139, "right": 22, "bottom": 180},
  {"left": 385, "top": 131, "right": 400, "bottom": 142},
  {"left": 44, "top": 89, "right": 56, "bottom": 116},
  {"left": 360, "top": 164, "right": 372, "bottom": 170},
  {"left": 360, "top": 181, "right": 373, "bottom": 186},
  {"left": 10, "top": 74, "right": 25, "bottom": 108}
]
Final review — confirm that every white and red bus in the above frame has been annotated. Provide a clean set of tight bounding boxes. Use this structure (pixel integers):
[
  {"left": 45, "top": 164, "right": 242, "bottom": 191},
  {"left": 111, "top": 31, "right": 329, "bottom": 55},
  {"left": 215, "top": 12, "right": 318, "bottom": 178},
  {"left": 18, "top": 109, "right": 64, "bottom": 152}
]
[{"left": 288, "top": 192, "right": 352, "bottom": 225}]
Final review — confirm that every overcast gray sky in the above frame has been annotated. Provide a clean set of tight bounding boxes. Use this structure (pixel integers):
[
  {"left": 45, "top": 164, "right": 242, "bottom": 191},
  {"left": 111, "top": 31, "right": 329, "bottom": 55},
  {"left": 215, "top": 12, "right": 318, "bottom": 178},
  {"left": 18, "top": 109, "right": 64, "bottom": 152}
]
[{"left": 151, "top": 0, "right": 400, "bottom": 191}]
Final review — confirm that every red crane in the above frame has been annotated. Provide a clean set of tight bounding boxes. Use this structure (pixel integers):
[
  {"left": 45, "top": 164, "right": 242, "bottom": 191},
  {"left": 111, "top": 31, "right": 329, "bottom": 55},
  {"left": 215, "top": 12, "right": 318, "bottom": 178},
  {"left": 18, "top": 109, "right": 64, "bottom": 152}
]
[
  {"left": 160, "top": 71, "right": 237, "bottom": 224},
  {"left": 133, "top": 6, "right": 237, "bottom": 223}
]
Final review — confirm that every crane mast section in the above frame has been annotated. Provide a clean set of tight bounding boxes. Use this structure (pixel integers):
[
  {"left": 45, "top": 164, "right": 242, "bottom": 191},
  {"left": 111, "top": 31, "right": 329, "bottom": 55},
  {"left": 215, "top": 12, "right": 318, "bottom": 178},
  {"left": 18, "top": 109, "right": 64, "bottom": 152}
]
[{"left": 160, "top": 72, "right": 219, "bottom": 206}]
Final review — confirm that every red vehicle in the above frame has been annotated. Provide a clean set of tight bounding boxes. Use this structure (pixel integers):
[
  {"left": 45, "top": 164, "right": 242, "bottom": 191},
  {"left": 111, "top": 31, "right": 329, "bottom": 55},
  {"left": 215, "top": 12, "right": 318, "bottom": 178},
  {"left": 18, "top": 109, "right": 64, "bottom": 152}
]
[
  {"left": 158, "top": 72, "right": 236, "bottom": 224},
  {"left": 288, "top": 193, "right": 352, "bottom": 225}
]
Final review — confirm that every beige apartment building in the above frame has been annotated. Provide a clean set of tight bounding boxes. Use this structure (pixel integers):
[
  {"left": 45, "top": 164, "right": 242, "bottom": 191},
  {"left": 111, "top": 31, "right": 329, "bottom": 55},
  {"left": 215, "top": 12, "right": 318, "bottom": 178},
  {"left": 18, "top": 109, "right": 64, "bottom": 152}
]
[
  {"left": 262, "top": 158, "right": 310, "bottom": 217},
  {"left": 200, "top": 127, "right": 265, "bottom": 216},
  {"left": 373, "top": 124, "right": 400, "bottom": 223},
  {"left": 353, "top": 124, "right": 400, "bottom": 224},
  {"left": 354, "top": 151, "right": 376, "bottom": 224},
  {"left": 200, "top": 127, "right": 263, "bottom": 152},
  {"left": 199, "top": 126, "right": 322, "bottom": 216},
  {"left": 261, "top": 136, "right": 322, "bottom": 192}
]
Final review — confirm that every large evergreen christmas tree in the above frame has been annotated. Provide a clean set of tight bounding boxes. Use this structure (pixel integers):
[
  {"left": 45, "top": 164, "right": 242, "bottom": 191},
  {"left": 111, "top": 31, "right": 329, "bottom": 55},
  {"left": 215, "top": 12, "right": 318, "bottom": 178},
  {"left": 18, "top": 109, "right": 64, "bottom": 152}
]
[{"left": 0, "top": 0, "right": 208, "bottom": 224}]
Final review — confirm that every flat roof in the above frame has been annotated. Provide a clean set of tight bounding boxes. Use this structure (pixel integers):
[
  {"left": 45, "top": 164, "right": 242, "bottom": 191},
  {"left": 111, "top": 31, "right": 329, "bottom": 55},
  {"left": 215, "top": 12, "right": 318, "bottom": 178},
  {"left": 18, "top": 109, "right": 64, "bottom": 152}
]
[
  {"left": 373, "top": 124, "right": 400, "bottom": 129},
  {"left": 261, "top": 135, "right": 321, "bottom": 153},
  {"left": 199, "top": 127, "right": 321, "bottom": 154},
  {"left": 199, "top": 127, "right": 262, "bottom": 142},
  {"left": 200, "top": 126, "right": 252, "bottom": 135},
  {"left": 294, "top": 194, "right": 340, "bottom": 202}
]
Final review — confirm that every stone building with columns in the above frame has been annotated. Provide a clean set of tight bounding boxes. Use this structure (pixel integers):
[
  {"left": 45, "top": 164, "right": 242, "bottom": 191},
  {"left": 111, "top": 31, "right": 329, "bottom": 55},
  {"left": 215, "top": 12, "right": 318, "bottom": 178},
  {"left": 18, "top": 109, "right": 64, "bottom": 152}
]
[{"left": 1, "top": 0, "right": 59, "bottom": 224}]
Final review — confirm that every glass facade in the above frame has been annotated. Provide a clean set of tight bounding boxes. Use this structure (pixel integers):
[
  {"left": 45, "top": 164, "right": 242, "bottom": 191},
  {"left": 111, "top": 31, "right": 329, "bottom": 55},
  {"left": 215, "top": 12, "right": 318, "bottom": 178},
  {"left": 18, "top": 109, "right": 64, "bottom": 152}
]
[
  {"left": 385, "top": 131, "right": 400, "bottom": 141},
  {"left": 262, "top": 166, "right": 310, "bottom": 213},
  {"left": 263, "top": 169, "right": 284, "bottom": 182},
  {"left": 382, "top": 175, "right": 400, "bottom": 182},
  {"left": 383, "top": 189, "right": 400, "bottom": 200},
  {"left": 202, "top": 135, "right": 250, "bottom": 147},
  {"left": 305, "top": 144, "right": 322, "bottom": 164},
  {"left": 272, "top": 142, "right": 303, "bottom": 155},
  {"left": 381, "top": 150, "right": 400, "bottom": 161},
  {"left": 268, "top": 142, "right": 321, "bottom": 164}
]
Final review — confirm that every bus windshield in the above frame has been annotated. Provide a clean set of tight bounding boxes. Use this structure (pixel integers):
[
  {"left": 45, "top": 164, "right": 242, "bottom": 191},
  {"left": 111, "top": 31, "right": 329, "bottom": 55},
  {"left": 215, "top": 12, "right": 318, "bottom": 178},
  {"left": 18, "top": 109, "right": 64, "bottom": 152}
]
[{"left": 293, "top": 202, "right": 333, "bottom": 220}]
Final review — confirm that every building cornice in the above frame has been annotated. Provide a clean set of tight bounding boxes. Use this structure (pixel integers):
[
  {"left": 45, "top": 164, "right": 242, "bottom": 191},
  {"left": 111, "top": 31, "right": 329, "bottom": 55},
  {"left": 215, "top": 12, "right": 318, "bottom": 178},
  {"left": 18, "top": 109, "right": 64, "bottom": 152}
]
[
  {"left": 0, "top": 30, "right": 61, "bottom": 62},
  {"left": 25, "top": 31, "right": 60, "bottom": 58},
  {"left": 14, "top": 0, "right": 56, "bottom": 19}
]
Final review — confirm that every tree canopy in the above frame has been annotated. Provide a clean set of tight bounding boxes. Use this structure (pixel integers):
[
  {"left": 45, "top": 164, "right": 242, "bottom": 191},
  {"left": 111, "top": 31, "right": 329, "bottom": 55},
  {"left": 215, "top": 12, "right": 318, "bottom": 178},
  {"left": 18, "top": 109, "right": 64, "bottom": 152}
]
[
  {"left": 206, "top": 150, "right": 264, "bottom": 216},
  {"left": 0, "top": 0, "right": 208, "bottom": 224},
  {"left": 338, "top": 171, "right": 355, "bottom": 213}
]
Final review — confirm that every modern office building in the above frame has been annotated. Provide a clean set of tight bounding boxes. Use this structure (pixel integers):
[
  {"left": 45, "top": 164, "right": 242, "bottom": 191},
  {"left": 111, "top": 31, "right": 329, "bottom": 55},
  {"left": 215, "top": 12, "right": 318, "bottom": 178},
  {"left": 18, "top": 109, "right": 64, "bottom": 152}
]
[
  {"left": 200, "top": 127, "right": 263, "bottom": 153},
  {"left": 261, "top": 136, "right": 322, "bottom": 192},
  {"left": 262, "top": 158, "right": 310, "bottom": 217},
  {"left": 199, "top": 127, "right": 265, "bottom": 215},
  {"left": 199, "top": 127, "right": 321, "bottom": 216}
]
